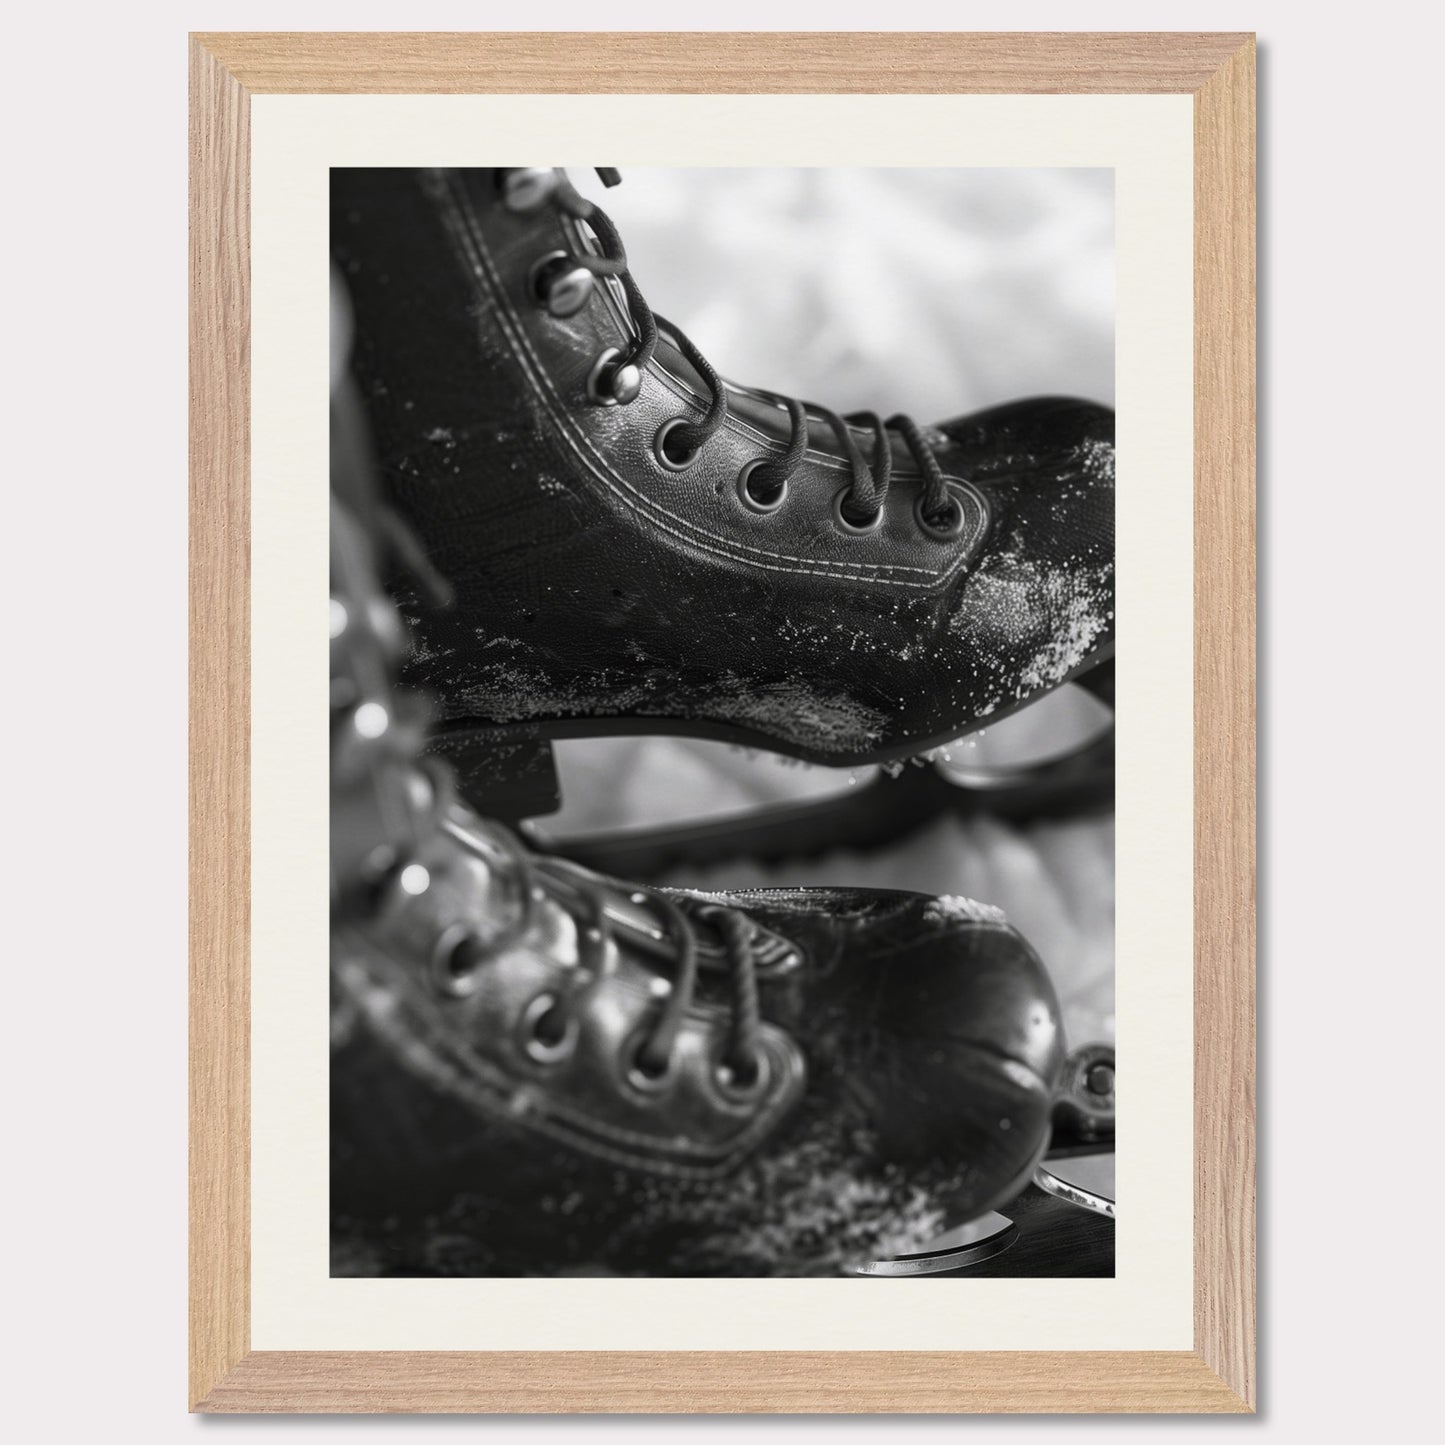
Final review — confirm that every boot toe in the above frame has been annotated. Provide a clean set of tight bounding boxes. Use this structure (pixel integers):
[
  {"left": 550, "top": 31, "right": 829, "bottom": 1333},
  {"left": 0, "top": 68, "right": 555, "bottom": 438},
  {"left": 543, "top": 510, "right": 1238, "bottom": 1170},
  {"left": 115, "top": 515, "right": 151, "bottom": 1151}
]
[
  {"left": 932, "top": 396, "right": 1115, "bottom": 724},
  {"left": 870, "top": 913, "right": 1067, "bottom": 1210}
]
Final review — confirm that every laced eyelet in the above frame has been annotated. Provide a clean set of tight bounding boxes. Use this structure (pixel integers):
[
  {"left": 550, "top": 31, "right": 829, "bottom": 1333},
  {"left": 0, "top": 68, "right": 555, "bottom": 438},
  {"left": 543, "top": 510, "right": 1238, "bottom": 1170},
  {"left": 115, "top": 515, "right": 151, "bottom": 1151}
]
[
  {"left": 914, "top": 492, "right": 966, "bottom": 539},
  {"left": 519, "top": 992, "right": 579, "bottom": 1065},
  {"left": 736, "top": 459, "right": 788, "bottom": 514},
  {"left": 653, "top": 418, "right": 700, "bottom": 472},
  {"left": 527, "top": 250, "right": 595, "bottom": 318},
  {"left": 431, "top": 922, "right": 489, "bottom": 999},
  {"left": 625, "top": 1036, "right": 676, "bottom": 1093},
  {"left": 587, "top": 347, "right": 642, "bottom": 406},
  {"left": 831, "top": 488, "right": 884, "bottom": 535},
  {"left": 713, "top": 1048, "right": 770, "bottom": 1102}
]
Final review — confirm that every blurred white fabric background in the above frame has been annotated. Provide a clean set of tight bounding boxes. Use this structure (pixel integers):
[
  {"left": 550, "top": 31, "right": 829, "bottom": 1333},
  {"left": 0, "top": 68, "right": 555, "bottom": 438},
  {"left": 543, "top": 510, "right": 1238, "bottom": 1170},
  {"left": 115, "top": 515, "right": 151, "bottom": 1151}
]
[{"left": 561, "top": 168, "right": 1115, "bottom": 1046}]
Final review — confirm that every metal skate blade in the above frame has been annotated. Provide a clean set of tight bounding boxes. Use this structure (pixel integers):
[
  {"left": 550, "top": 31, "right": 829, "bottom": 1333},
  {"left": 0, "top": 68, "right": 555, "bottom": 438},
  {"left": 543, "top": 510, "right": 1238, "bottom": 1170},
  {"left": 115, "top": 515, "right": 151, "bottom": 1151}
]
[
  {"left": 530, "top": 737, "right": 899, "bottom": 874},
  {"left": 931, "top": 684, "right": 1112, "bottom": 788},
  {"left": 852, "top": 1212, "right": 1017, "bottom": 1277},
  {"left": 1034, "top": 1152, "right": 1115, "bottom": 1218},
  {"left": 546, "top": 736, "right": 871, "bottom": 837}
]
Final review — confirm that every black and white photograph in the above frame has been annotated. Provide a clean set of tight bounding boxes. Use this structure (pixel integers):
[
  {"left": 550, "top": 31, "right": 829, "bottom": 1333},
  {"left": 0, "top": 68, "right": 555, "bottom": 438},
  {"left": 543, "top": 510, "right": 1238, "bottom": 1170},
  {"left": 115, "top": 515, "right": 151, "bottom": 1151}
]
[{"left": 329, "top": 165, "right": 1116, "bottom": 1279}]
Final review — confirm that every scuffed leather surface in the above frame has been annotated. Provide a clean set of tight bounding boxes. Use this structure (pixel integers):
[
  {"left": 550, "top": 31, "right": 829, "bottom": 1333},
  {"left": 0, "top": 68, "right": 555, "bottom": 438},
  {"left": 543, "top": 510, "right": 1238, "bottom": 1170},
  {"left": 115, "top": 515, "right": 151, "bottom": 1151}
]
[{"left": 332, "top": 169, "right": 1115, "bottom": 764}]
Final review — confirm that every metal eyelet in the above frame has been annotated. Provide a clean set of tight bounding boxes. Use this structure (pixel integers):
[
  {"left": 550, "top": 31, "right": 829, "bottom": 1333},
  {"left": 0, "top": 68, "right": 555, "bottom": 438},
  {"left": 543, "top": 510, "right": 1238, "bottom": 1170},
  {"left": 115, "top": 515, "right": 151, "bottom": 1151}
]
[
  {"left": 352, "top": 700, "right": 390, "bottom": 738},
  {"left": 587, "top": 347, "right": 642, "bottom": 407},
  {"left": 519, "top": 992, "right": 579, "bottom": 1065},
  {"left": 397, "top": 863, "right": 431, "bottom": 898},
  {"left": 431, "top": 922, "right": 488, "bottom": 999},
  {"left": 653, "top": 418, "right": 700, "bottom": 472},
  {"left": 713, "top": 1048, "right": 770, "bottom": 1102},
  {"left": 625, "top": 1036, "right": 676, "bottom": 1093},
  {"left": 527, "top": 250, "right": 595, "bottom": 318},
  {"left": 831, "top": 488, "right": 884, "bottom": 535},
  {"left": 736, "top": 459, "right": 788, "bottom": 514},
  {"left": 914, "top": 492, "right": 966, "bottom": 540}
]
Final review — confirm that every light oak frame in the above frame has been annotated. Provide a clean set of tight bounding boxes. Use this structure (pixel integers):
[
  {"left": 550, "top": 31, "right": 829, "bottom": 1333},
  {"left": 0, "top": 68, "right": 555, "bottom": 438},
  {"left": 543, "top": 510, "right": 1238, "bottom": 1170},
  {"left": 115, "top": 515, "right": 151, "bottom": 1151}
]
[{"left": 190, "top": 30, "right": 1255, "bottom": 1413}]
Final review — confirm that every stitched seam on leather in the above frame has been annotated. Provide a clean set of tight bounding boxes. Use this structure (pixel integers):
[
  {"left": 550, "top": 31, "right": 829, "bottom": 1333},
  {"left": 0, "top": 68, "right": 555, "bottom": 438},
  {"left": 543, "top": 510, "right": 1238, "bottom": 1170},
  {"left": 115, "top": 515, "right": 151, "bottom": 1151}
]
[
  {"left": 438, "top": 176, "right": 983, "bottom": 590},
  {"left": 583, "top": 235, "right": 993, "bottom": 578},
  {"left": 417, "top": 1030, "right": 766, "bottom": 1180},
  {"left": 343, "top": 943, "right": 795, "bottom": 1178},
  {"left": 435, "top": 1025, "right": 793, "bottom": 1173}
]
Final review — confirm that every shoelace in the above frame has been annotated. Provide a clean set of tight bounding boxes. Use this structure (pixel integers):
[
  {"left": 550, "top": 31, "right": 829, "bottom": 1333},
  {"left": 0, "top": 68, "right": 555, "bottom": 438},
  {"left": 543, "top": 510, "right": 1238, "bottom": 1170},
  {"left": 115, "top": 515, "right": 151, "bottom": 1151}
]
[
  {"left": 520, "top": 168, "right": 964, "bottom": 534},
  {"left": 406, "top": 755, "right": 766, "bottom": 1088}
]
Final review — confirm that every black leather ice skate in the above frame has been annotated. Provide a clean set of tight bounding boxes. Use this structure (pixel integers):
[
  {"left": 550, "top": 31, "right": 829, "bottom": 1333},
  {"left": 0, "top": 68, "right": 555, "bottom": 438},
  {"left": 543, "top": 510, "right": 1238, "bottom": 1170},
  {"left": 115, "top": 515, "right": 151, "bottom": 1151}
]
[
  {"left": 331, "top": 351, "right": 1069, "bottom": 1278},
  {"left": 332, "top": 168, "right": 1115, "bottom": 831},
  {"left": 332, "top": 859, "right": 1069, "bottom": 1277}
]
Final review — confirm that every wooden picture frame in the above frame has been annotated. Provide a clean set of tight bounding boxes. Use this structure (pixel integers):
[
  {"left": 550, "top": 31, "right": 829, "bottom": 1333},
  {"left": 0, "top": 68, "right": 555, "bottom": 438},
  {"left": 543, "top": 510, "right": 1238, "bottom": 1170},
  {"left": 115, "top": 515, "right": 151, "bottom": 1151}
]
[{"left": 190, "top": 31, "right": 1255, "bottom": 1413}]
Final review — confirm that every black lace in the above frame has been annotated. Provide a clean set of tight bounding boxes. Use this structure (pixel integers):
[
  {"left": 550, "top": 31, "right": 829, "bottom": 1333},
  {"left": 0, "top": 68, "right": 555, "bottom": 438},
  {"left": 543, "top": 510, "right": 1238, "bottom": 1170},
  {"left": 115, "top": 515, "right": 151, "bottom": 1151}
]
[
  {"left": 411, "top": 756, "right": 766, "bottom": 1085},
  {"left": 525, "top": 168, "right": 963, "bottom": 533}
]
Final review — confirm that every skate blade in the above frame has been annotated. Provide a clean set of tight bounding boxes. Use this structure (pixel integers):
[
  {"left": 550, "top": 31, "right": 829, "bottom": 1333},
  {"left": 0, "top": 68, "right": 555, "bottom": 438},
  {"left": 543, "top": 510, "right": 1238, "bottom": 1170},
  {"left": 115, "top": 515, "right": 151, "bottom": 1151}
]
[
  {"left": 851, "top": 1212, "right": 1018, "bottom": 1277},
  {"left": 547, "top": 684, "right": 1112, "bottom": 836},
  {"left": 1033, "top": 1151, "right": 1115, "bottom": 1218}
]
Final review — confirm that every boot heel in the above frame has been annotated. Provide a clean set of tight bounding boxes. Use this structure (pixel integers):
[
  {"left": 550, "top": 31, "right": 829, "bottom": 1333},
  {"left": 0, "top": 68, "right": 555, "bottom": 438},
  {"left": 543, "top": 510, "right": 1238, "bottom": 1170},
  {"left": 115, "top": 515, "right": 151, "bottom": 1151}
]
[{"left": 426, "top": 727, "right": 561, "bottom": 823}]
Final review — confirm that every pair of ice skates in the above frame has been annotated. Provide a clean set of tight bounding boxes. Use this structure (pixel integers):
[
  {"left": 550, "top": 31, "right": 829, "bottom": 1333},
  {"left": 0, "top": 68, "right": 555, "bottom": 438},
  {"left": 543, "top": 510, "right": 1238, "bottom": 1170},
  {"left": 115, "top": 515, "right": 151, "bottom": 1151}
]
[{"left": 330, "top": 168, "right": 1115, "bottom": 1276}]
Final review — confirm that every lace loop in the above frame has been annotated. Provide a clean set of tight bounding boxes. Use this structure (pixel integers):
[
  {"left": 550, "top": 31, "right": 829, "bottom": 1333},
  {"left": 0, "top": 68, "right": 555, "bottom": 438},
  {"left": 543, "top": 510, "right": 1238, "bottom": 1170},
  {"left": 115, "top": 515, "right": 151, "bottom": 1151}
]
[
  {"left": 697, "top": 905, "right": 763, "bottom": 1081},
  {"left": 651, "top": 315, "right": 727, "bottom": 456},
  {"left": 888, "top": 413, "right": 952, "bottom": 522},
  {"left": 631, "top": 893, "right": 700, "bottom": 1077},
  {"left": 743, "top": 392, "right": 809, "bottom": 504}
]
